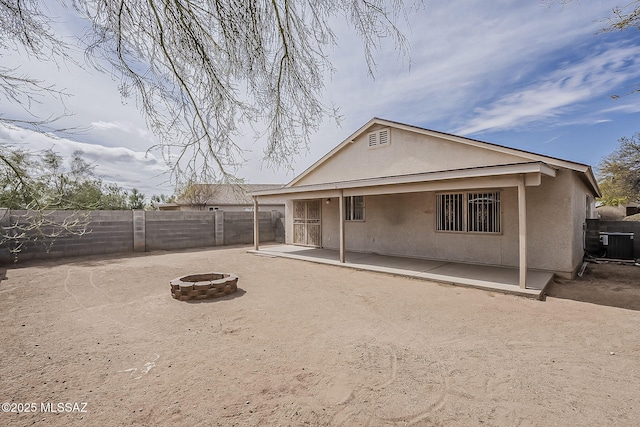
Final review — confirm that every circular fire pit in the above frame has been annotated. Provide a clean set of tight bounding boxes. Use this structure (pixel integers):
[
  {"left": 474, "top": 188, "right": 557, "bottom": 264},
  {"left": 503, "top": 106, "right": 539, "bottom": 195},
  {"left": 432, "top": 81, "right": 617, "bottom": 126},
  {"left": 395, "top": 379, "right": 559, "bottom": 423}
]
[{"left": 170, "top": 273, "right": 238, "bottom": 301}]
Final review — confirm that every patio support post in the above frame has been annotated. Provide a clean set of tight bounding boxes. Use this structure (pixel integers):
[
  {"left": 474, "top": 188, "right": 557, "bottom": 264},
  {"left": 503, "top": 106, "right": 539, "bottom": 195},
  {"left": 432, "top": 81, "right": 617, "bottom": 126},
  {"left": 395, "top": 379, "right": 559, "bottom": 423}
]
[
  {"left": 517, "top": 174, "right": 527, "bottom": 289},
  {"left": 253, "top": 196, "right": 259, "bottom": 251},
  {"left": 339, "top": 190, "right": 345, "bottom": 263}
]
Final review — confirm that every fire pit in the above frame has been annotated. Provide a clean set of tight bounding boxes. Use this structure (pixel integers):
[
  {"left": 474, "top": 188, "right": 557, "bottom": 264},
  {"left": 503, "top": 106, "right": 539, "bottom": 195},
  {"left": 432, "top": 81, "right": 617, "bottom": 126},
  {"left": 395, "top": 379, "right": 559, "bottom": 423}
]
[{"left": 170, "top": 273, "right": 238, "bottom": 301}]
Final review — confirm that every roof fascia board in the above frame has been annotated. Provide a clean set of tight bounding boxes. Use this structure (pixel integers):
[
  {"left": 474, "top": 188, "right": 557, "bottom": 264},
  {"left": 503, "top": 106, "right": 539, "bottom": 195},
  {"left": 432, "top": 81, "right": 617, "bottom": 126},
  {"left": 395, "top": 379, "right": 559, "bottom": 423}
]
[
  {"left": 254, "top": 162, "right": 555, "bottom": 197},
  {"left": 584, "top": 167, "right": 602, "bottom": 197},
  {"left": 343, "top": 174, "right": 542, "bottom": 197}
]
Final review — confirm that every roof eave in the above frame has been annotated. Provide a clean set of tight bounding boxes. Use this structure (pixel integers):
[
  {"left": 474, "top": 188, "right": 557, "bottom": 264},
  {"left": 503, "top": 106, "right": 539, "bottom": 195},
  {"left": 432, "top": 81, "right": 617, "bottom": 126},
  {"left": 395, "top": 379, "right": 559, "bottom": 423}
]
[{"left": 254, "top": 162, "right": 556, "bottom": 197}]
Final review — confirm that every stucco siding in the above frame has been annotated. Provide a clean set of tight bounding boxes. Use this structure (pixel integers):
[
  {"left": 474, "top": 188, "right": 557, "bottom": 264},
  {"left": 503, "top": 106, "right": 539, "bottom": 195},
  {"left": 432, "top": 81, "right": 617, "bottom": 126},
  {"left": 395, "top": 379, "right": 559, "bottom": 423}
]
[
  {"left": 295, "top": 127, "right": 531, "bottom": 186},
  {"left": 499, "top": 188, "right": 520, "bottom": 267},
  {"left": 526, "top": 171, "right": 576, "bottom": 276},
  {"left": 274, "top": 119, "right": 599, "bottom": 277},
  {"left": 319, "top": 190, "right": 521, "bottom": 267},
  {"left": 284, "top": 200, "right": 294, "bottom": 245},
  {"left": 285, "top": 168, "right": 588, "bottom": 277},
  {"left": 287, "top": 171, "right": 583, "bottom": 276},
  {"left": 570, "top": 172, "right": 591, "bottom": 274},
  {"left": 321, "top": 200, "right": 338, "bottom": 247}
]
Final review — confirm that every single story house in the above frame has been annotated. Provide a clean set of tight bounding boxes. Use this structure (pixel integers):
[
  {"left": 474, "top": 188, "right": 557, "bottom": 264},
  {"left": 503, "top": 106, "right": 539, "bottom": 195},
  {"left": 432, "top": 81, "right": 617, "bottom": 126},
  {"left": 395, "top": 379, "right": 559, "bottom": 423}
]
[
  {"left": 157, "top": 184, "right": 285, "bottom": 214},
  {"left": 251, "top": 118, "right": 601, "bottom": 288}
]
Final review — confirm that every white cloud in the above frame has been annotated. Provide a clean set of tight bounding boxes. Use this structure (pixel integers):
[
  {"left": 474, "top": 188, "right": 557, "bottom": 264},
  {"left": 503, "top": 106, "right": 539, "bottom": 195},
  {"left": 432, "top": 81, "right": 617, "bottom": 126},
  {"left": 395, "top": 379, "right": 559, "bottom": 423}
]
[
  {"left": 1, "top": 1, "right": 639, "bottom": 186},
  {"left": 598, "top": 102, "right": 640, "bottom": 115},
  {"left": 455, "top": 44, "right": 640, "bottom": 135},
  {"left": 0, "top": 124, "right": 171, "bottom": 195},
  {"left": 318, "top": 1, "right": 635, "bottom": 137},
  {"left": 91, "top": 120, "right": 156, "bottom": 141},
  {"left": 91, "top": 121, "right": 129, "bottom": 131}
]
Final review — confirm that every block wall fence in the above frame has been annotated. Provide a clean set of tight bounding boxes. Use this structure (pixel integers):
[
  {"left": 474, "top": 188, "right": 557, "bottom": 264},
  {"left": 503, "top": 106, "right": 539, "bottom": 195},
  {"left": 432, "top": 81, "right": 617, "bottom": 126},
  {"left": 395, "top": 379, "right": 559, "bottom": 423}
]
[{"left": 0, "top": 209, "right": 284, "bottom": 264}]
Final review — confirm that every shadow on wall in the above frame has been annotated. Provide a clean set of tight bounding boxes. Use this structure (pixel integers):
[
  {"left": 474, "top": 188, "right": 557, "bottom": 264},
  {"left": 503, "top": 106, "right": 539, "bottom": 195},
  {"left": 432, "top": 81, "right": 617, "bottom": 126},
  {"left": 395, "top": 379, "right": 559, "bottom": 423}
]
[
  {"left": 546, "top": 262, "right": 640, "bottom": 311},
  {"left": 184, "top": 288, "right": 246, "bottom": 304}
]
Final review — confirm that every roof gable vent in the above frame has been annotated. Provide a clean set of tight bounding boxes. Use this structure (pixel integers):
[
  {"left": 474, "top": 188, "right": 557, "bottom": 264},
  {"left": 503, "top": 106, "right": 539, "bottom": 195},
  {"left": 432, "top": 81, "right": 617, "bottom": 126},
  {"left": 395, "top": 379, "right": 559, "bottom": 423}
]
[{"left": 367, "top": 128, "right": 390, "bottom": 149}]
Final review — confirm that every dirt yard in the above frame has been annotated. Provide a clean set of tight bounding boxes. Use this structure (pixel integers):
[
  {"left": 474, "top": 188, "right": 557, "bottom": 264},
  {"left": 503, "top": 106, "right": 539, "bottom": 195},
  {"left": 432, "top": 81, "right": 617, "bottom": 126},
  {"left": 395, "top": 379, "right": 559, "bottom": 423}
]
[{"left": 1, "top": 246, "right": 639, "bottom": 426}]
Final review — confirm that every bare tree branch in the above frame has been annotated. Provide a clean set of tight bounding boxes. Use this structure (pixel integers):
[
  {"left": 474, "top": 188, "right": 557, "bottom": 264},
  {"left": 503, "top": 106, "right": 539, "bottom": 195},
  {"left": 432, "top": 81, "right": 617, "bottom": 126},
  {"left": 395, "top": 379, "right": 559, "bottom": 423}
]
[
  {"left": 70, "top": 0, "right": 412, "bottom": 183},
  {"left": 2, "top": 0, "right": 414, "bottom": 182}
]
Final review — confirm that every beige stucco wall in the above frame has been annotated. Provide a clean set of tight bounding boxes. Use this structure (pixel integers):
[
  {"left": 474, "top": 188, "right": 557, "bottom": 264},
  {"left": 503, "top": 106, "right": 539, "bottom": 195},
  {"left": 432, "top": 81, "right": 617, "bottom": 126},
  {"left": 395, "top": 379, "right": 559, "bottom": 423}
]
[
  {"left": 570, "top": 172, "right": 593, "bottom": 273},
  {"left": 526, "top": 172, "right": 573, "bottom": 275},
  {"left": 284, "top": 167, "right": 588, "bottom": 277},
  {"left": 279, "top": 123, "right": 597, "bottom": 277},
  {"left": 525, "top": 170, "right": 592, "bottom": 277},
  {"left": 285, "top": 200, "right": 294, "bottom": 245},
  {"left": 295, "top": 126, "right": 531, "bottom": 186},
  {"left": 319, "top": 189, "right": 519, "bottom": 267}
]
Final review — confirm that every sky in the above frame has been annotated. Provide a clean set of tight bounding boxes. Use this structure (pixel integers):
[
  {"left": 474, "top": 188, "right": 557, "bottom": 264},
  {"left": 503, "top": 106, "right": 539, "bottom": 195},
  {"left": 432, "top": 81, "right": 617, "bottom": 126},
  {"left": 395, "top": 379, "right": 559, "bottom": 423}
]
[{"left": 1, "top": 0, "right": 639, "bottom": 196}]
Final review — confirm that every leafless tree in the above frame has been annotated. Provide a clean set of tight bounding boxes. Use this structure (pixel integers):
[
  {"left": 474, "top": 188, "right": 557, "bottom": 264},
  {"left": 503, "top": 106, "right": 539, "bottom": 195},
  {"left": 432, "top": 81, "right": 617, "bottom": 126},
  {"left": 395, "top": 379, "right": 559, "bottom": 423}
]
[
  {"left": 70, "top": 0, "right": 411, "bottom": 182},
  {"left": 0, "top": 0, "right": 75, "bottom": 131},
  {"left": 176, "top": 181, "right": 222, "bottom": 210},
  {"left": 3, "top": 1, "right": 412, "bottom": 181},
  {"left": 1, "top": 0, "right": 414, "bottom": 256},
  {"left": 602, "top": 0, "right": 640, "bottom": 32}
]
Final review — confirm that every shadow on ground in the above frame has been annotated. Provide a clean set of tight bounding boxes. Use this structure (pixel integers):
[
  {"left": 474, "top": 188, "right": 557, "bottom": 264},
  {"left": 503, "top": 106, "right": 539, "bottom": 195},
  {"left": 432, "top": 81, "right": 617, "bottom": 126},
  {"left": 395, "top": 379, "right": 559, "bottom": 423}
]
[{"left": 546, "top": 262, "right": 640, "bottom": 311}]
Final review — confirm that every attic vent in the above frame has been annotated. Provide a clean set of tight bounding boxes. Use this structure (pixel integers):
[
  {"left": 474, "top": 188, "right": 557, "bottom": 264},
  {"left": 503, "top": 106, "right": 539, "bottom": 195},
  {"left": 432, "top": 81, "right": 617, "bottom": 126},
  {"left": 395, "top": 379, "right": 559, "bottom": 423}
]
[{"left": 367, "top": 128, "right": 390, "bottom": 149}]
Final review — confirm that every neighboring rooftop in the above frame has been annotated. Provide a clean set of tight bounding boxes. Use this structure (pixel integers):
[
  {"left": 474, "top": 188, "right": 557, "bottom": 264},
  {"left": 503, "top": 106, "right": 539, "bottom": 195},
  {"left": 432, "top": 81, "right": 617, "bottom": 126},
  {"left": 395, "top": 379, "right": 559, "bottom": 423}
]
[{"left": 158, "top": 184, "right": 285, "bottom": 210}]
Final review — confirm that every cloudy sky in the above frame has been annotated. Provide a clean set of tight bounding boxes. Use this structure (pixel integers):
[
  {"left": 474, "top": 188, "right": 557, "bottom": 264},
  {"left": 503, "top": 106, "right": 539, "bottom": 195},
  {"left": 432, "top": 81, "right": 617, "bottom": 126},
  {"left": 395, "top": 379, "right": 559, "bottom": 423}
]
[{"left": 1, "top": 1, "right": 639, "bottom": 196}]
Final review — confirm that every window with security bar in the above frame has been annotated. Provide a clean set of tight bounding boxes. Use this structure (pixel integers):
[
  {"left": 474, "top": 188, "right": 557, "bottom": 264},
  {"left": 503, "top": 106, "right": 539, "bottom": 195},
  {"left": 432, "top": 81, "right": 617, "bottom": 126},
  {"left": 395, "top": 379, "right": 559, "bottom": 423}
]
[
  {"left": 436, "top": 193, "right": 464, "bottom": 231},
  {"left": 345, "top": 195, "right": 365, "bottom": 221},
  {"left": 436, "top": 191, "right": 501, "bottom": 233}
]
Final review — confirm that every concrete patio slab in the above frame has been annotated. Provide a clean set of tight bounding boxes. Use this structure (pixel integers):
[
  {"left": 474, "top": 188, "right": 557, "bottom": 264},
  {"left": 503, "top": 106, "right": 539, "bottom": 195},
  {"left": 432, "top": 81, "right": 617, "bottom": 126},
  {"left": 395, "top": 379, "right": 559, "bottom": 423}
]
[{"left": 249, "top": 245, "right": 553, "bottom": 299}]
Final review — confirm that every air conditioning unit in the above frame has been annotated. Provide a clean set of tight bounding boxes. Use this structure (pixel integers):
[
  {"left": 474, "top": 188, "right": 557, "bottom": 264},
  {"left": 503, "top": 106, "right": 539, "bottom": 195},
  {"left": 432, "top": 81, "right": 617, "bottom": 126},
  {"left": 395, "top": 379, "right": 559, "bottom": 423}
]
[{"left": 599, "top": 232, "right": 635, "bottom": 260}]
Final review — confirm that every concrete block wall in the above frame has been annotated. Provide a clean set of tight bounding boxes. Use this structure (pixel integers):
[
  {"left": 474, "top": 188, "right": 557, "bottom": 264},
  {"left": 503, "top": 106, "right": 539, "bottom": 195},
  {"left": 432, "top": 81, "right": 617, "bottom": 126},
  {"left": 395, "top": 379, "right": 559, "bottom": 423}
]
[
  {"left": 222, "top": 211, "right": 277, "bottom": 245},
  {"left": 145, "top": 211, "right": 216, "bottom": 251},
  {"left": 1, "top": 210, "right": 133, "bottom": 262},
  {"left": 0, "top": 209, "right": 284, "bottom": 264}
]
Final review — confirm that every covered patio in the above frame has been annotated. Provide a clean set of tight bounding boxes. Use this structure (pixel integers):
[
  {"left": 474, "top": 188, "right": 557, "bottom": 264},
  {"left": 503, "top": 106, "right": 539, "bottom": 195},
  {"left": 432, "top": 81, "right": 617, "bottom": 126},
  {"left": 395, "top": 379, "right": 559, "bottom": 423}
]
[
  {"left": 247, "top": 118, "right": 601, "bottom": 301},
  {"left": 251, "top": 162, "right": 559, "bottom": 294},
  {"left": 249, "top": 244, "right": 553, "bottom": 299}
]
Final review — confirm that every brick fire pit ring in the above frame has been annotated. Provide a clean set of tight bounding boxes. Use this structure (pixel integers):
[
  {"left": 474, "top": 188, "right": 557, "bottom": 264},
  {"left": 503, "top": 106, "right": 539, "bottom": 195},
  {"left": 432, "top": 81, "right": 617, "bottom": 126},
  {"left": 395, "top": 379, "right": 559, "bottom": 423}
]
[{"left": 170, "top": 273, "right": 238, "bottom": 301}]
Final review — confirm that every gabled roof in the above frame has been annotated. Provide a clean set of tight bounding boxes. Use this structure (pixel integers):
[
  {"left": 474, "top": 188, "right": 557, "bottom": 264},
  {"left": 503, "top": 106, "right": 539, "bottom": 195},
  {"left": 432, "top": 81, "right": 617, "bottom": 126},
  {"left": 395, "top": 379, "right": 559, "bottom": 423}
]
[{"left": 286, "top": 118, "right": 600, "bottom": 196}]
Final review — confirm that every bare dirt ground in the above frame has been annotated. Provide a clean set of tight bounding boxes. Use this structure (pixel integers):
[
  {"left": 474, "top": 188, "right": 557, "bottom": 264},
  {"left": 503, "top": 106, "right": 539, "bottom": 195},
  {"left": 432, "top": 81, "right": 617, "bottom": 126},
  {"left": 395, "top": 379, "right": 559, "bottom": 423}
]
[
  {"left": 547, "top": 261, "right": 640, "bottom": 310},
  {"left": 0, "top": 245, "right": 639, "bottom": 426}
]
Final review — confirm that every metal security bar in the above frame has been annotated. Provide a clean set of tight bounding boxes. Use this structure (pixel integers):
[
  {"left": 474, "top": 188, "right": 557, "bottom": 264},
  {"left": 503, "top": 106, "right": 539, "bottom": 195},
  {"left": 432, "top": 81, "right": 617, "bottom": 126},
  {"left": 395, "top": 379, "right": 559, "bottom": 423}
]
[
  {"left": 436, "top": 193, "right": 464, "bottom": 231},
  {"left": 467, "top": 192, "right": 501, "bottom": 233},
  {"left": 352, "top": 196, "right": 365, "bottom": 220},
  {"left": 345, "top": 196, "right": 365, "bottom": 221},
  {"left": 437, "top": 192, "right": 501, "bottom": 233}
]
